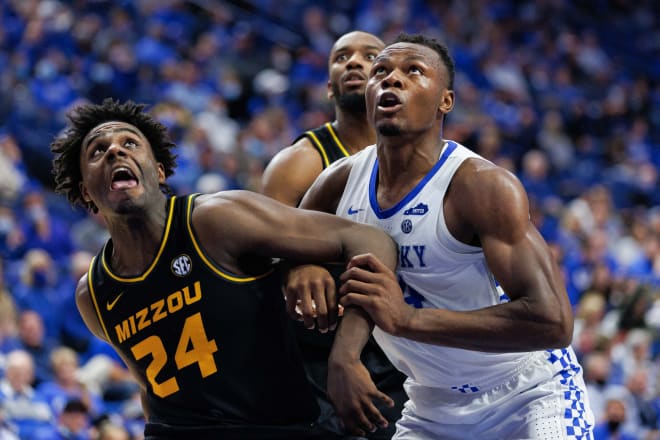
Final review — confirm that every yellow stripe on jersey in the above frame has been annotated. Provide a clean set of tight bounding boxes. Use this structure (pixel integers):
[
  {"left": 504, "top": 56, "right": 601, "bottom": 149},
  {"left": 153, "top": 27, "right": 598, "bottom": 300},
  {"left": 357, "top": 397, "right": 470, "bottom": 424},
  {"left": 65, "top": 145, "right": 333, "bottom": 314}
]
[
  {"left": 325, "top": 122, "right": 350, "bottom": 157},
  {"left": 101, "top": 196, "right": 177, "bottom": 282},
  {"left": 307, "top": 130, "right": 331, "bottom": 167}
]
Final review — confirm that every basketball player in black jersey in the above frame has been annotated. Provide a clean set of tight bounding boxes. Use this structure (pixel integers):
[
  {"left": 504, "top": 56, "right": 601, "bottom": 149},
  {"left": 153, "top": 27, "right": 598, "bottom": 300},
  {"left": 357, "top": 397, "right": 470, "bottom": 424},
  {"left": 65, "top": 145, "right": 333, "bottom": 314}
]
[
  {"left": 261, "top": 31, "right": 407, "bottom": 439},
  {"left": 262, "top": 31, "right": 385, "bottom": 209},
  {"left": 50, "top": 99, "right": 398, "bottom": 440}
]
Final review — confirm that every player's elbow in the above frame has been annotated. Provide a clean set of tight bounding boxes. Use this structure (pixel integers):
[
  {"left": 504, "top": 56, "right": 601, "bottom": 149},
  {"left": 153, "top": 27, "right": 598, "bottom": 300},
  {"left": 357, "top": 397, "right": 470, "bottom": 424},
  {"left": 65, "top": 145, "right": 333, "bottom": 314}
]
[
  {"left": 523, "top": 297, "right": 573, "bottom": 349},
  {"left": 558, "top": 310, "right": 575, "bottom": 348},
  {"left": 543, "top": 309, "right": 574, "bottom": 349}
]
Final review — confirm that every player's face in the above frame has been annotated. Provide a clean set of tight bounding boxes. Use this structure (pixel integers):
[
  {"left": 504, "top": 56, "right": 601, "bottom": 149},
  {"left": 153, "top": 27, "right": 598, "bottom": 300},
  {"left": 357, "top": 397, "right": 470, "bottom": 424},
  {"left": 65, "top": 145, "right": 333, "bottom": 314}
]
[
  {"left": 328, "top": 32, "right": 384, "bottom": 111},
  {"left": 366, "top": 42, "right": 453, "bottom": 137},
  {"left": 79, "top": 121, "right": 165, "bottom": 215}
]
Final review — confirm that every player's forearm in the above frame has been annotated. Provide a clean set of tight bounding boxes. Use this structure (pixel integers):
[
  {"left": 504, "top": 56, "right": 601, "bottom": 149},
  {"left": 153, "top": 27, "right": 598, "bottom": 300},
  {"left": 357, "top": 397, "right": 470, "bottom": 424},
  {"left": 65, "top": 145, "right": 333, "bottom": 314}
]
[
  {"left": 329, "top": 307, "right": 374, "bottom": 362},
  {"left": 342, "top": 224, "right": 398, "bottom": 272},
  {"left": 399, "top": 300, "right": 571, "bottom": 352}
]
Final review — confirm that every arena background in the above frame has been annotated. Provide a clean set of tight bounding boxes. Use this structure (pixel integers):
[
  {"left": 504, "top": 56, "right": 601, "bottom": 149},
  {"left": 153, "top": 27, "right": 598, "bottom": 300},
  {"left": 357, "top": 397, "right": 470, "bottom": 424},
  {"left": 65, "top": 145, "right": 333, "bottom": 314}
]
[{"left": 0, "top": 0, "right": 658, "bottom": 438}]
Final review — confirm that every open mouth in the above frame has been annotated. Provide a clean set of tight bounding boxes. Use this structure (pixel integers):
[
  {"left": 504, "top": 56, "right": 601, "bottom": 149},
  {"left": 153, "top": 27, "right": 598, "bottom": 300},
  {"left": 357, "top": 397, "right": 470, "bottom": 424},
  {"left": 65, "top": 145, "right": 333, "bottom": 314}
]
[
  {"left": 378, "top": 92, "right": 401, "bottom": 111},
  {"left": 110, "top": 167, "right": 138, "bottom": 190},
  {"left": 378, "top": 92, "right": 401, "bottom": 108}
]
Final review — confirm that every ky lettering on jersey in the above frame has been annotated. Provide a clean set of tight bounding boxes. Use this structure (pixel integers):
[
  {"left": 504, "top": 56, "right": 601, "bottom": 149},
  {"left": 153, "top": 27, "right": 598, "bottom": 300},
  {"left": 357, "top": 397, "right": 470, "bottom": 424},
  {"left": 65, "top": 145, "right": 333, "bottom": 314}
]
[{"left": 399, "top": 245, "right": 426, "bottom": 268}]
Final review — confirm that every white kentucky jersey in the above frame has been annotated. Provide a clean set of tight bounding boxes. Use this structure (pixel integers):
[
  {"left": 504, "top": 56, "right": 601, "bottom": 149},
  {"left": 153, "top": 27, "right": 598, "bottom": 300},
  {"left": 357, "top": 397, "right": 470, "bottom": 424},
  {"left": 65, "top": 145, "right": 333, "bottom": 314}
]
[{"left": 336, "top": 141, "right": 580, "bottom": 393}]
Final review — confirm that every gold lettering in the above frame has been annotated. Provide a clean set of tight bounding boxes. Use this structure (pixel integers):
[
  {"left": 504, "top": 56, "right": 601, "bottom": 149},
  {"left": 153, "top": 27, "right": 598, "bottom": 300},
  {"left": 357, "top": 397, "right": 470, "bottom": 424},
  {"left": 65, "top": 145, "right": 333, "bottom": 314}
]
[
  {"left": 151, "top": 299, "right": 167, "bottom": 322},
  {"left": 136, "top": 307, "right": 151, "bottom": 331},
  {"left": 115, "top": 320, "right": 132, "bottom": 343},
  {"left": 167, "top": 291, "right": 183, "bottom": 313},
  {"left": 183, "top": 281, "right": 202, "bottom": 304},
  {"left": 115, "top": 281, "right": 204, "bottom": 342}
]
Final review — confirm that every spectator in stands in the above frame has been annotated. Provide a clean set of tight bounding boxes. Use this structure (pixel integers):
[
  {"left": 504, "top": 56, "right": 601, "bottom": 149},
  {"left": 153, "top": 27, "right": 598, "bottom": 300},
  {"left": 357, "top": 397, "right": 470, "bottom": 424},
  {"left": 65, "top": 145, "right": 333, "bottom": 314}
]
[
  {"left": 15, "top": 310, "right": 57, "bottom": 387},
  {"left": 54, "top": 399, "right": 92, "bottom": 440},
  {"left": 0, "top": 349, "right": 56, "bottom": 439},
  {"left": 13, "top": 248, "right": 66, "bottom": 340},
  {"left": 54, "top": 398, "right": 91, "bottom": 440},
  {"left": 622, "top": 368, "right": 660, "bottom": 438},
  {"left": 37, "top": 346, "right": 104, "bottom": 418},
  {"left": 573, "top": 292, "right": 609, "bottom": 361},
  {"left": 16, "top": 189, "right": 73, "bottom": 263},
  {"left": 592, "top": 398, "right": 638, "bottom": 440}
]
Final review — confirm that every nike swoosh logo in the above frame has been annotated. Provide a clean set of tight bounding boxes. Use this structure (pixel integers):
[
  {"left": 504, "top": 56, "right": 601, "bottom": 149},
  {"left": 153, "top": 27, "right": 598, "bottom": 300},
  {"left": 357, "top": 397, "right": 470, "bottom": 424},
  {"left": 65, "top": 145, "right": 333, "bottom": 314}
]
[
  {"left": 347, "top": 206, "right": 363, "bottom": 215},
  {"left": 106, "top": 292, "right": 124, "bottom": 311}
]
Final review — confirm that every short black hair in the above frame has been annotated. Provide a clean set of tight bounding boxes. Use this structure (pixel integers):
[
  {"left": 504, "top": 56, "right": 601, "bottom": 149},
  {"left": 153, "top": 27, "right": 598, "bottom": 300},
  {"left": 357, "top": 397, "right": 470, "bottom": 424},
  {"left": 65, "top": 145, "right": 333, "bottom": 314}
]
[
  {"left": 392, "top": 33, "right": 455, "bottom": 90},
  {"left": 51, "top": 98, "right": 177, "bottom": 213},
  {"left": 63, "top": 398, "right": 88, "bottom": 414}
]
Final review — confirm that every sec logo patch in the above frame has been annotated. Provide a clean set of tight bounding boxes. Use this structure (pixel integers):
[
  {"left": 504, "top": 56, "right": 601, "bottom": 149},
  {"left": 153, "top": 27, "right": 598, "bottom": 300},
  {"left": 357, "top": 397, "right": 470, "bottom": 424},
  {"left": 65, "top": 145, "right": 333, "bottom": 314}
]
[{"left": 171, "top": 254, "right": 192, "bottom": 277}]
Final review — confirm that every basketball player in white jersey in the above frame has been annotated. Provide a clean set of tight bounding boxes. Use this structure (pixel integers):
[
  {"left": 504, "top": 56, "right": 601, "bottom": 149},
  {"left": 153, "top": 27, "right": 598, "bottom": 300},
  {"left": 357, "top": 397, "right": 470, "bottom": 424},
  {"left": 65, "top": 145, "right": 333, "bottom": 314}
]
[{"left": 296, "top": 33, "right": 595, "bottom": 439}]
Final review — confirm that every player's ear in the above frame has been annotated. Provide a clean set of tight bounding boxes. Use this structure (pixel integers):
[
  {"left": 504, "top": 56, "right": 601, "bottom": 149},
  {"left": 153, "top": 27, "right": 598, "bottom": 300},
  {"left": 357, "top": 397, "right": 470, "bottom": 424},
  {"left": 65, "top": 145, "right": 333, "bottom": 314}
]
[
  {"left": 80, "top": 182, "right": 91, "bottom": 204},
  {"left": 157, "top": 163, "right": 166, "bottom": 184},
  {"left": 80, "top": 182, "right": 98, "bottom": 213},
  {"left": 327, "top": 79, "right": 334, "bottom": 100},
  {"left": 438, "top": 89, "right": 454, "bottom": 118}
]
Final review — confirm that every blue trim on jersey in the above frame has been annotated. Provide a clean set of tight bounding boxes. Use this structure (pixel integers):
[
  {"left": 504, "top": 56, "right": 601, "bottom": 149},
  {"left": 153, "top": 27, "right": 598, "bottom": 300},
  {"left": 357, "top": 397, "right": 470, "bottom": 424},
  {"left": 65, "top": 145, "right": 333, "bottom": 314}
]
[{"left": 369, "top": 141, "right": 458, "bottom": 219}]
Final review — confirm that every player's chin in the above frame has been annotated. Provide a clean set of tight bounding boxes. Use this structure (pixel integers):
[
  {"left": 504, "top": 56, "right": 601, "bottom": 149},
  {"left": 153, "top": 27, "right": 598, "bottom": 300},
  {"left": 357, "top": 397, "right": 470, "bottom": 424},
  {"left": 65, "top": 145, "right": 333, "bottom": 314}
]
[{"left": 377, "top": 122, "right": 401, "bottom": 136}]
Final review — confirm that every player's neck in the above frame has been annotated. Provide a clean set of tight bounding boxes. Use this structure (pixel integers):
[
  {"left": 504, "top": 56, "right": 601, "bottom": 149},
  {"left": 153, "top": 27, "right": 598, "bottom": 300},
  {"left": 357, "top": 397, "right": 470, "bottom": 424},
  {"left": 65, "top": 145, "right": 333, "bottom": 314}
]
[
  {"left": 376, "top": 133, "right": 446, "bottom": 189},
  {"left": 105, "top": 198, "right": 168, "bottom": 276},
  {"left": 333, "top": 112, "right": 375, "bottom": 154}
]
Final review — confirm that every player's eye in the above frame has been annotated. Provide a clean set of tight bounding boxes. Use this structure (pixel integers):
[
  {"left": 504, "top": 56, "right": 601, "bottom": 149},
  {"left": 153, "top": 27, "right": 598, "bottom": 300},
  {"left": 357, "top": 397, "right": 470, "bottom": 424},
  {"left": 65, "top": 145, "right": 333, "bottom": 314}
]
[{"left": 91, "top": 144, "right": 106, "bottom": 157}]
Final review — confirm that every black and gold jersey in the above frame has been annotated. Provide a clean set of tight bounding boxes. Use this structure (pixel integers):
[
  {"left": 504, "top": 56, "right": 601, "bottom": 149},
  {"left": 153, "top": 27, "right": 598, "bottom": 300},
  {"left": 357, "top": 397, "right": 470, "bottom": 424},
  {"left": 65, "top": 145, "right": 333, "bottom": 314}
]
[
  {"left": 293, "top": 122, "right": 350, "bottom": 169},
  {"left": 87, "top": 195, "right": 319, "bottom": 427}
]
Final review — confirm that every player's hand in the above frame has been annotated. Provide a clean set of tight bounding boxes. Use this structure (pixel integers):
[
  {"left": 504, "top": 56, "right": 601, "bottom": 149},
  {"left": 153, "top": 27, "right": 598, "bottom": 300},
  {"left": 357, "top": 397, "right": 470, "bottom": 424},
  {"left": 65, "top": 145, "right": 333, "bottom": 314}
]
[
  {"left": 339, "top": 253, "right": 415, "bottom": 335},
  {"left": 327, "top": 356, "right": 393, "bottom": 436},
  {"left": 283, "top": 264, "right": 339, "bottom": 332}
]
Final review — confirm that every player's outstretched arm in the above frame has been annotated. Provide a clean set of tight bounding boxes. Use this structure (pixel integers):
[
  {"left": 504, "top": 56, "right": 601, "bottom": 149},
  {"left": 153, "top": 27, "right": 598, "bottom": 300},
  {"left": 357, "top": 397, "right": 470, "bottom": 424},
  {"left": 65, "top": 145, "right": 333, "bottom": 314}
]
[
  {"left": 191, "top": 189, "right": 397, "bottom": 333},
  {"left": 193, "top": 189, "right": 397, "bottom": 271}
]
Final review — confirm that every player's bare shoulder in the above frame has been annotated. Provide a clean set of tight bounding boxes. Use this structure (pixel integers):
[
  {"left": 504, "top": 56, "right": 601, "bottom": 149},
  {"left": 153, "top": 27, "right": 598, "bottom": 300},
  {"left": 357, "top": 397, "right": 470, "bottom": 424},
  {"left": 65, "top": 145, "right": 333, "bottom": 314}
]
[
  {"left": 192, "top": 190, "right": 261, "bottom": 226},
  {"left": 262, "top": 137, "right": 326, "bottom": 204},
  {"left": 455, "top": 157, "right": 526, "bottom": 205},
  {"left": 267, "top": 137, "right": 325, "bottom": 174},
  {"left": 191, "top": 191, "right": 279, "bottom": 272},
  {"left": 450, "top": 157, "right": 530, "bottom": 234}
]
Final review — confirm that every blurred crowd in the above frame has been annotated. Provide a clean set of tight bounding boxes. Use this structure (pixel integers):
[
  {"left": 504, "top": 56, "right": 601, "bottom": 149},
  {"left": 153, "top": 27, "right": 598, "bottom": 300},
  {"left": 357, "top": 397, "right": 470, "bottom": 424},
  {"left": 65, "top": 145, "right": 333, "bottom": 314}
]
[{"left": 0, "top": 0, "right": 658, "bottom": 439}]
